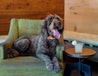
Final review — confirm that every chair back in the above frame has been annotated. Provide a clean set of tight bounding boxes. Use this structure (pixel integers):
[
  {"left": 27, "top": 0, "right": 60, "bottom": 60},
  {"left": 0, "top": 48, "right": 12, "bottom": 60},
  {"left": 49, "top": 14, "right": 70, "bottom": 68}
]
[{"left": 17, "top": 19, "right": 44, "bottom": 37}]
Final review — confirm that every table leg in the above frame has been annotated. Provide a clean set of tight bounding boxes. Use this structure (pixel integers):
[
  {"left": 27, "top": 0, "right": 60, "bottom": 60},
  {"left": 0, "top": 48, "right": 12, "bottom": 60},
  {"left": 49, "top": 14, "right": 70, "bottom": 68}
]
[{"left": 78, "top": 58, "right": 81, "bottom": 75}]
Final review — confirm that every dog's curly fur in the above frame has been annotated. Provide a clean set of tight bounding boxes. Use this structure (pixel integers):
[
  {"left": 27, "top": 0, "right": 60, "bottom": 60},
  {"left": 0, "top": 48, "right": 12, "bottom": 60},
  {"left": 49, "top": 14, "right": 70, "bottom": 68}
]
[{"left": 7, "top": 14, "right": 64, "bottom": 73}]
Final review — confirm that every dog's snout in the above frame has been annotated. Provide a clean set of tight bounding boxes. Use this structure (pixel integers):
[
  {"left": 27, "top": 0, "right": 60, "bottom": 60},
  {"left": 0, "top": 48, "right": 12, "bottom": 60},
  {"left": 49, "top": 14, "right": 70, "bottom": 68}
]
[{"left": 54, "top": 21, "right": 61, "bottom": 26}]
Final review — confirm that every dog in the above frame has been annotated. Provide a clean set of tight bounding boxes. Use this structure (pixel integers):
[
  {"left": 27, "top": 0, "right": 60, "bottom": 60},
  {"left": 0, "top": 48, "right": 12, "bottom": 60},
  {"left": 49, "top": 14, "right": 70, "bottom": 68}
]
[{"left": 7, "top": 14, "right": 64, "bottom": 73}]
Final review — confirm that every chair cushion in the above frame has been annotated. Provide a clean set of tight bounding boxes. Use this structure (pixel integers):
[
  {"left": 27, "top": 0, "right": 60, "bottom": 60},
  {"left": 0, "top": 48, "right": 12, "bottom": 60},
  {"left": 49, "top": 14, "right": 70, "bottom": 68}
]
[
  {"left": 17, "top": 19, "right": 44, "bottom": 37},
  {"left": 0, "top": 57, "right": 47, "bottom": 71},
  {"left": 0, "top": 57, "right": 63, "bottom": 76}
]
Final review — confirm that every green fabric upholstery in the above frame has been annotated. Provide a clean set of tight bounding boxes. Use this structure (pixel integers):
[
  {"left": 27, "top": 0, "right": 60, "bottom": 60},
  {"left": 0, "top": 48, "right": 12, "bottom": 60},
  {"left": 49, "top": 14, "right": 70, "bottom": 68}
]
[
  {"left": 0, "top": 18, "right": 65, "bottom": 76},
  {"left": 17, "top": 19, "right": 44, "bottom": 37},
  {"left": 0, "top": 19, "right": 18, "bottom": 59},
  {"left": 56, "top": 45, "right": 65, "bottom": 62},
  {"left": 0, "top": 57, "right": 64, "bottom": 76}
]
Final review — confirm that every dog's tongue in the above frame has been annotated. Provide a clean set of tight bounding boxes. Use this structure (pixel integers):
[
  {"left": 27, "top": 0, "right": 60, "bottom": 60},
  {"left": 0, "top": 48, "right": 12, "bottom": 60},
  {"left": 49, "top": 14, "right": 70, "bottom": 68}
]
[{"left": 51, "top": 29, "right": 61, "bottom": 39}]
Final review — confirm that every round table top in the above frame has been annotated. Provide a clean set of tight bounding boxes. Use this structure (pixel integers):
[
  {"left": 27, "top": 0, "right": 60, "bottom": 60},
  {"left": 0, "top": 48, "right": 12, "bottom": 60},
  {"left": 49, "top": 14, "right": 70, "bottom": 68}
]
[{"left": 65, "top": 48, "right": 96, "bottom": 58}]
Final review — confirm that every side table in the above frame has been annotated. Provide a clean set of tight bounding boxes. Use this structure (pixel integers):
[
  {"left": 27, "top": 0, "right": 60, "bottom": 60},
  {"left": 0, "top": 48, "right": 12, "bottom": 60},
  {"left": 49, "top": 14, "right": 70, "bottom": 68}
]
[{"left": 64, "top": 48, "right": 96, "bottom": 76}]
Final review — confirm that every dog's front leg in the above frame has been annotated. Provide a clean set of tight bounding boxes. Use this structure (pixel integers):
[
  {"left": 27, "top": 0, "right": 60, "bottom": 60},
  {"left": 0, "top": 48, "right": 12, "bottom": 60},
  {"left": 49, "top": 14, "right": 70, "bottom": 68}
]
[
  {"left": 52, "top": 57, "right": 61, "bottom": 73},
  {"left": 37, "top": 54, "right": 53, "bottom": 71}
]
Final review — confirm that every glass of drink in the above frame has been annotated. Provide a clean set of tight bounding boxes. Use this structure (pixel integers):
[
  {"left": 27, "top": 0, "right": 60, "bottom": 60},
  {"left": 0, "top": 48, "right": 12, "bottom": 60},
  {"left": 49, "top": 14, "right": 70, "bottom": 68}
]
[{"left": 75, "top": 42, "right": 83, "bottom": 53}]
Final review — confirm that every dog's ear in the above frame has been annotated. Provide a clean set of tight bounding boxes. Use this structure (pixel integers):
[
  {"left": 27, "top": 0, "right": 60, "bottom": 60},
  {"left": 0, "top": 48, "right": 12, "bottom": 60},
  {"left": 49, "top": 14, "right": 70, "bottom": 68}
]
[
  {"left": 41, "top": 20, "right": 48, "bottom": 38},
  {"left": 41, "top": 14, "right": 54, "bottom": 38}
]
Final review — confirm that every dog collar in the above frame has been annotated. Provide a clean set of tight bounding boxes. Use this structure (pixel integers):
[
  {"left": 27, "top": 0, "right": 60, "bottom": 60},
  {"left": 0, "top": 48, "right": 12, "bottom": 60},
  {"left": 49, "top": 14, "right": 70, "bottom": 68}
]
[{"left": 47, "top": 36, "right": 55, "bottom": 39}]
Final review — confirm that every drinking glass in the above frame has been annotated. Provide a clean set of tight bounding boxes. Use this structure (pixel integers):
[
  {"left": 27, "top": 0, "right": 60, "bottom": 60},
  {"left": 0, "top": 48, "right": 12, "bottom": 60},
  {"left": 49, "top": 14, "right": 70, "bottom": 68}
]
[{"left": 75, "top": 42, "right": 83, "bottom": 53}]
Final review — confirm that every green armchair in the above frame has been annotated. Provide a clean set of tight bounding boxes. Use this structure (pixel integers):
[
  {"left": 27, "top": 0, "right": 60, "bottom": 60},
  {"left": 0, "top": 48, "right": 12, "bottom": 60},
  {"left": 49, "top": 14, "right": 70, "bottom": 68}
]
[{"left": 0, "top": 19, "right": 65, "bottom": 76}]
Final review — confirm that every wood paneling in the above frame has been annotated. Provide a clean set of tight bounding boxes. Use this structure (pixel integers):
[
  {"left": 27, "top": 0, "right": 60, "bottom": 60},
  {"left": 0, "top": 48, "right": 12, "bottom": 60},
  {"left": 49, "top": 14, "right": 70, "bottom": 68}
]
[
  {"left": 0, "top": 0, "right": 64, "bottom": 35},
  {"left": 64, "top": 0, "right": 98, "bottom": 35}
]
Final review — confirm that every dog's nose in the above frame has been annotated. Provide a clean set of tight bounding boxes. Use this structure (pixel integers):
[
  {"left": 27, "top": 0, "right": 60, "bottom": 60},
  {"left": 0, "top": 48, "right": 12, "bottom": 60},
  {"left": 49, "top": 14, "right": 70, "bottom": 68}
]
[{"left": 54, "top": 21, "right": 61, "bottom": 26}]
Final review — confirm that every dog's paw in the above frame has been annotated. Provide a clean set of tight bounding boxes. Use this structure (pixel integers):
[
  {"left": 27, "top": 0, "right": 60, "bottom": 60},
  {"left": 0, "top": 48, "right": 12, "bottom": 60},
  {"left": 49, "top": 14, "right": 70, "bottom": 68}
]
[
  {"left": 52, "top": 57, "right": 62, "bottom": 73},
  {"left": 7, "top": 48, "right": 19, "bottom": 58},
  {"left": 46, "top": 61, "right": 53, "bottom": 71},
  {"left": 53, "top": 65, "right": 61, "bottom": 73}
]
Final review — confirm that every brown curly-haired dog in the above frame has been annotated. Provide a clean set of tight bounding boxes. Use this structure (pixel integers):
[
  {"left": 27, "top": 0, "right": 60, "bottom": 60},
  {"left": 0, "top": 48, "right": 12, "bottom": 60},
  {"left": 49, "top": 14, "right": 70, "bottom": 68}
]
[{"left": 7, "top": 14, "right": 64, "bottom": 73}]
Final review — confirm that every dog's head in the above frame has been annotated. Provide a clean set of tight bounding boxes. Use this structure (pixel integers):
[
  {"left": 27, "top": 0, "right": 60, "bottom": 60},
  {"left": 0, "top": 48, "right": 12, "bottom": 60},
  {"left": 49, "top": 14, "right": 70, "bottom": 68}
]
[{"left": 41, "top": 14, "right": 64, "bottom": 39}]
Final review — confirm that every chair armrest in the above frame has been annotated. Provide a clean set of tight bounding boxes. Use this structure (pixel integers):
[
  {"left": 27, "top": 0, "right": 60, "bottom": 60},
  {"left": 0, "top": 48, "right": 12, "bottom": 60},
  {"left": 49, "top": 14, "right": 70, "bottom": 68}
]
[
  {"left": 0, "top": 18, "right": 18, "bottom": 59},
  {"left": 56, "top": 45, "right": 65, "bottom": 62},
  {"left": 3, "top": 18, "right": 18, "bottom": 48},
  {"left": 6, "top": 18, "right": 18, "bottom": 44},
  {"left": 0, "top": 40, "right": 14, "bottom": 59},
  {"left": 0, "top": 45, "right": 4, "bottom": 60}
]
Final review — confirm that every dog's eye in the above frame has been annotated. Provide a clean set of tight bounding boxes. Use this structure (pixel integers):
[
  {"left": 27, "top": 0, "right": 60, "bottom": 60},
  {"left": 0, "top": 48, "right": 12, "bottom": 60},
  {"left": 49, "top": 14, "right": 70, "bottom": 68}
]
[
  {"left": 50, "top": 17, "right": 52, "bottom": 19},
  {"left": 56, "top": 17, "right": 59, "bottom": 20},
  {"left": 50, "top": 17, "right": 53, "bottom": 21},
  {"left": 55, "top": 17, "right": 60, "bottom": 21}
]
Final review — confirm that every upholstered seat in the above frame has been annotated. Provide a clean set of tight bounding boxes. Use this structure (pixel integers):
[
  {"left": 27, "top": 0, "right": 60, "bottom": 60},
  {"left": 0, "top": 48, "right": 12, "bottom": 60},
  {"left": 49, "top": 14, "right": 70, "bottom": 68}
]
[{"left": 0, "top": 57, "right": 64, "bottom": 76}]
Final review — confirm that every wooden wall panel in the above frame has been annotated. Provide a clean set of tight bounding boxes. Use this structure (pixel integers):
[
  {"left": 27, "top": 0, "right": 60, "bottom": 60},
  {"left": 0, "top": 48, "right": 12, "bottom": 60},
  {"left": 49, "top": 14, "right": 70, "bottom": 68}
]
[
  {"left": 64, "top": 0, "right": 98, "bottom": 35},
  {"left": 0, "top": 0, "right": 64, "bottom": 35}
]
